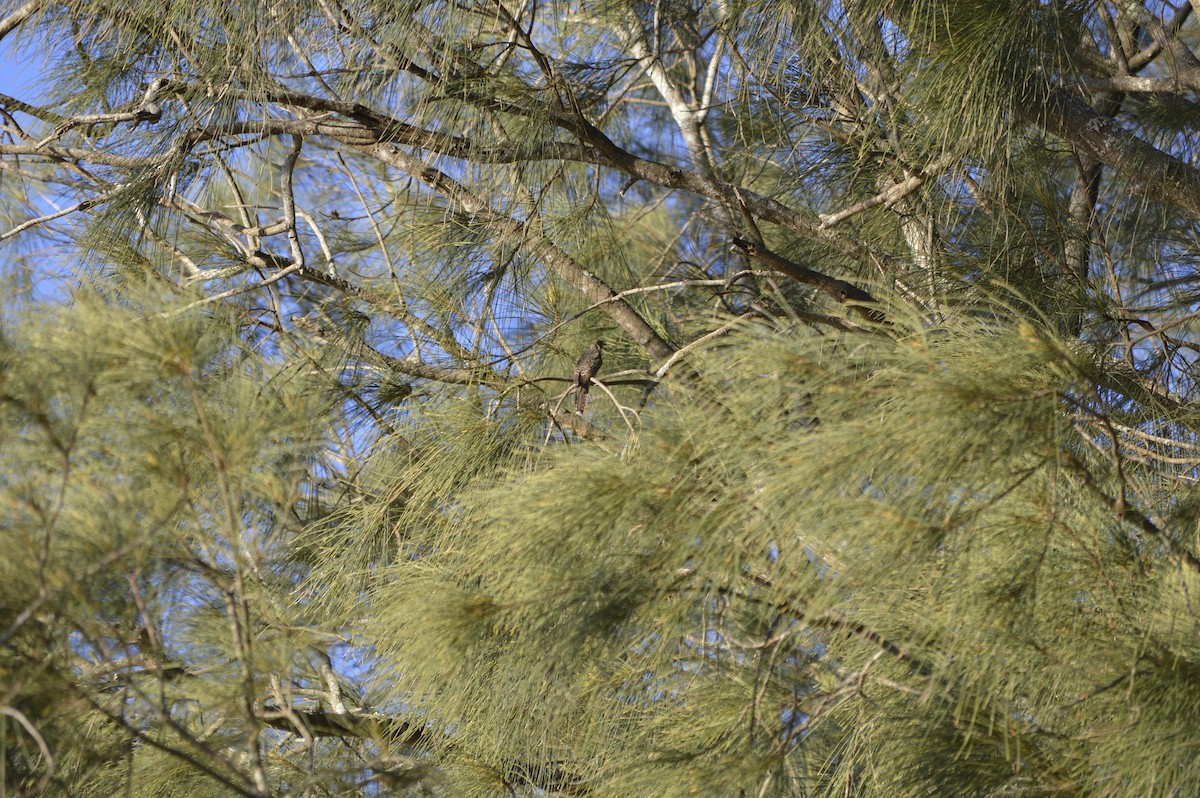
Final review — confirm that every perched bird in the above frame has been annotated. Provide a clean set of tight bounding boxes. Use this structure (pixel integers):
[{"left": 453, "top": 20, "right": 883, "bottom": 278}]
[
  {"left": 130, "top": 77, "right": 170, "bottom": 129},
  {"left": 572, "top": 339, "right": 604, "bottom": 413}
]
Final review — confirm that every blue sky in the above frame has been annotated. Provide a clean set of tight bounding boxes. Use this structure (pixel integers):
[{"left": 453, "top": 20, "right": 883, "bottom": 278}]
[
  {"left": 0, "top": 33, "right": 63, "bottom": 300},
  {"left": 0, "top": 32, "right": 47, "bottom": 100}
]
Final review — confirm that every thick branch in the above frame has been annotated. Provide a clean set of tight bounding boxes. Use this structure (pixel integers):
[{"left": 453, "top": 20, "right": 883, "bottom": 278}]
[
  {"left": 1081, "top": 71, "right": 1200, "bottom": 92},
  {"left": 1031, "top": 87, "right": 1200, "bottom": 220},
  {"left": 0, "top": 0, "right": 40, "bottom": 41},
  {"left": 730, "top": 238, "right": 884, "bottom": 322}
]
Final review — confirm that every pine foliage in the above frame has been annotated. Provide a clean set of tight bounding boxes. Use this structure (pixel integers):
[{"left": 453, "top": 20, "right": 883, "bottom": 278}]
[
  {"left": 349, "top": 307, "right": 1200, "bottom": 797},
  {"left": 4, "top": 0, "right": 1200, "bottom": 795}
]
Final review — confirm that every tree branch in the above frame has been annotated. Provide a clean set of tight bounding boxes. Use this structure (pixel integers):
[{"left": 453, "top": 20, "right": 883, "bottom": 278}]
[
  {"left": 1031, "top": 86, "right": 1200, "bottom": 220},
  {"left": 818, "top": 155, "right": 957, "bottom": 229},
  {"left": 259, "top": 709, "right": 588, "bottom": 794},
  {"left": 359, "top": 143, "right": 678, "bottom": 366},
  {"left": 245, "top": 84, "right": 886, "bottom": 266},
  {"left": 730, "top": 238, "right": 884, "bottom": 323}
]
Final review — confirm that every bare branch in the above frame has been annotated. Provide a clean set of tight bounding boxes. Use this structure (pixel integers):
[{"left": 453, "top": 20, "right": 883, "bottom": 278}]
[
  {"left": 730, "top": 238, "right": 884, "bottom": 322},
  {"left": 818, "top": 155, "right": 958, "bottom": 229},
  {"left": 0, "top": 0, "right": 41, "bottom": 42},
  {"left": 1032, "top": 86, "right": 1200, "bottom": 220},
  {"left": 359, "top": 143, "right": 678, "bottom": 366}
]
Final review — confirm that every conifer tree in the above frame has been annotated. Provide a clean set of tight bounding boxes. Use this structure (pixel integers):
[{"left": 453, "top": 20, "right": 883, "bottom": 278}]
[{"left": 4, "top": 1, "right": 1200, "bottom": 795}]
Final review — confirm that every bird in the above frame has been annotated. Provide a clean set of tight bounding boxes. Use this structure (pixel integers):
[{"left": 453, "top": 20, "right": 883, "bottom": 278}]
[
  {"left": 130, "top": 77, "right": 170, "bottom": 129},
  {"left": 572, "top": 339, "right": 604, "bottom": 413}
]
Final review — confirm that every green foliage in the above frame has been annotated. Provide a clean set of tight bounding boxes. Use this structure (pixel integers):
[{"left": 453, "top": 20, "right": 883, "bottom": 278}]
[
  {"left": 4, "top": 0, "right": 1200, "bottom": 795},
  {"left": 0, "top": 284, "right": 342, "bottom": 796},
  {"left": 349, "top": 309, "right": 1195, "bottom": 797}
]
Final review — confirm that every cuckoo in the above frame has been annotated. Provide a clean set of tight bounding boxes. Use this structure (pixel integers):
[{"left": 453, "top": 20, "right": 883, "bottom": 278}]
[{"left": 572, "top": 339, "right": 604, "bottom": 413}]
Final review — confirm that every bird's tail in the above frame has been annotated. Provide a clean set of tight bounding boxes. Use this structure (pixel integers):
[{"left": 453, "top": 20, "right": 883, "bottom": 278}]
[{"left": 576, "top": 386, "right": 589, "bottom": 413}]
